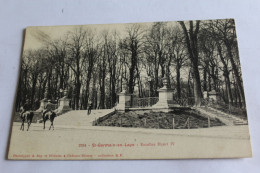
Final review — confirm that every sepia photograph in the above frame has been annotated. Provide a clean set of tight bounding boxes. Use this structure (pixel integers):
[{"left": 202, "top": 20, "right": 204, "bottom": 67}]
[{"left": 8, "top": 19, "right": 252, "bottom": 160}]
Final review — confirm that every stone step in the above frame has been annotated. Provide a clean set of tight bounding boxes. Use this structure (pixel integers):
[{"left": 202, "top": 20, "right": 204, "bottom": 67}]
[
  {"left": 54, "top": 109, "right": 115, "bottom": 127},
  {"left": 234, "top": 120, "right": 247, "bottom": 123},
  {"left": 197, "top": 107, "right": 247, "bottom": 126},
  {"left": 234, "top": 122, "right": 248, "bottom": 125}
]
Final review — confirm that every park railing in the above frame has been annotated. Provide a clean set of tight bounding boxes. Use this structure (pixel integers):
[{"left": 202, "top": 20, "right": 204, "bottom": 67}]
[
  {"left": 131, "top": 97, "right": 159, "bottom": 108},
  {"left": 174, "top": 97, "right": 195, "bottom": 107},
  {"left": 131, "top": 97, "right": 194, "bottom": 108}
]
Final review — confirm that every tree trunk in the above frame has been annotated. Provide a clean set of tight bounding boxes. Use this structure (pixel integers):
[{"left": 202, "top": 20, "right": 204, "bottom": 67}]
[
  {"left": 166, "top": 55, "right": 172, "bottom": 88},
  {"left": 225, "top": 43, "right": 245, "bottom": 106},
  {"left": 217, "top": 43, "right": 233, "bottom": 105},
  {"left": 224, "top": 76, "right": 233, "bottom": 105},
  {"left": 47, "top": 69, "right": 52, "bottom": 99},
  {"left": 179, "top": 21, "right": 202, "bottom": 107},
  {"left": 207, "top": 67, "right": 211, "bottom": 92},
  {"left": 31, "top": 73, "right": 38, "bottom": 109},
  {"left": 16, "top": 69, "right": 23, "bottom": 111},
  {"left": 111, "top": 73, "right": 117, "bottom": 107},
  {"left": 154, "top": 64, "right": 159, "bottom": 96},
  {"left": 192, "top": 62, "right": 203, "bottom": 106},
  {"left": 211, "top": 66, "right": 217, "bottom": 91},
  {"left": 75, "top": 74, "right": 81, "bottom": 110},
  {"left": 129, "top": 47, "right": 137, "bottom": 94},
  {"left": 109, "top": 62, "right": 117, "bottom": 108},
  {"left": 176, "top": 64, "right": 181, "bottom": 99},
  {"left": 84, "top": 64, "right": 94, "bottom": 109},
  {"left": 100, "top": 57, "right": 106, "bottom": 109}
]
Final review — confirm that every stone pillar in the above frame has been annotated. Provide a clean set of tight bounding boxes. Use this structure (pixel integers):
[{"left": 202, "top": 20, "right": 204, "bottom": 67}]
[
  {"left": 116, "top": 89, "right": 131, "bottom": 112},
  {"left": 208, "top": 90, "right": 217, "bottom": 102},
  {"left": 56, "top": 89, "right": 71, "bottom": 114},
  {"left": 36, "top": 89, "right": 48, "bottom": 112},
  {"left": 152, "top": 77, "right": 179, "bottom": 112},
  {"left": 203, "top": 91, "right": 208, "bottom": 99}
]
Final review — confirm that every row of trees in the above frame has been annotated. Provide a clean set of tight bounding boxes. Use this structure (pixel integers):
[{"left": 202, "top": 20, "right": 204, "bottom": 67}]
[{"left": 16, "top": 19, "right": 245, "bottom": 111}]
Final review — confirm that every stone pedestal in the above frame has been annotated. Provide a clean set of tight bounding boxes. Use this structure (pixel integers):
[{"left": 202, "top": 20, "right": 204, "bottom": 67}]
[
  {"left": 208, "top": 90, "right": 217, "bottom": 101},
  {"left": 152, "top": 77, "right": 179, "bottom": 112},
  {"left": 36, "top": 98, "right": 48, "bottom": 112},
  {"left": 116, "top": 90, "right": 131, "bottom": 112},
  {"left": 203, "top": 91, "right": 208, "bottom": 99},
  {"left": 56, "top": 90, "right": 71, "bottom": 114},
  {"left": 56, "top": 97, "right": 71, "bottom": 114},
  {"left": 36, "top": 88, "right": 49, "bottom": 112}
]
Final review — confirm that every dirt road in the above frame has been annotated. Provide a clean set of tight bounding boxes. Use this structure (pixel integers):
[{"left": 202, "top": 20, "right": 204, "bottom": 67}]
[{"left": 8, "top": 121, "right": 251, "bottom": 160}]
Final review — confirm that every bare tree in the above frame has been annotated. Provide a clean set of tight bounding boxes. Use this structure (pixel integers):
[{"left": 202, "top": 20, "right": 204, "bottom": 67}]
[
  {"left": 81, "top": 30, "right": 99, "bottom": 109},
  {"left": 179, "top": 21, "right": 203, "bottom": 106},
  {"left": 206, "top": 19, "right": 245, "bottom": 107},
  {"left": 167, "top": 26, "right": 188, "bottom": 99},
  {"left": 120, "top": 24, "right": 144, "bottom": 94},
  {"left": 66, "top": 27, "right": 87, "bottom": 110},
  {"left": 144, "top": 22, "right": 168, "bottom": 94}
]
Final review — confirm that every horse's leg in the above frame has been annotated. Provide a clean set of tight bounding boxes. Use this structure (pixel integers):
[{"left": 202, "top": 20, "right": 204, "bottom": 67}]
[
  {"left": 49, "top": 121, "right": 52, "bottom": 130},
  {"left": 27, "top": 120, "right": 31, "bottom": 131},
  {"left": 43, "top": 120, "right": 46, "bottom": 130},
  {"left": 20, "top": 119, "right": 23, "bottom": 130},
  {"left": 20, "top": 122, "right": 23, "bottom": 130},
  {"left": 22, "top": 121, "right": 24, "bottom": 131},
  {"left": 52, "top": 120, "right": 54, "bottom": 130},
  {"left": 27, "top": 113, "right": 33, "bottom": 131},
  {"left": 29, "top": 119, "right": 32, "bottom": 130}
]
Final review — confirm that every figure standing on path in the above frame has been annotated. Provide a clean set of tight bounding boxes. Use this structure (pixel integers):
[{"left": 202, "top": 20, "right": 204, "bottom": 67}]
[{"left": 88, "top": 102, "right": 93, "bottom": 115}]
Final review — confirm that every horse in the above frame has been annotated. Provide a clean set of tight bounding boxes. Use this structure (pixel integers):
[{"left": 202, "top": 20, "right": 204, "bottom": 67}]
[
  {"left": 19, "top": 107, "right": 34, "bottom": 131},
  {"left": 42, "top": 110, "right": 56, "bottom": 130}
]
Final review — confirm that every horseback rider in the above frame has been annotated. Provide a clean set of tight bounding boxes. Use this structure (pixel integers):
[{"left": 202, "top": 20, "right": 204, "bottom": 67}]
[
  {"left": 21, "top": 99, "right": 31, "bottom": 115},
  {"left": 43, "top": 100, "right": 53, "bottom": 116},
  {"left": 20, "top": 99, "right": 34, "bottom": 131}
]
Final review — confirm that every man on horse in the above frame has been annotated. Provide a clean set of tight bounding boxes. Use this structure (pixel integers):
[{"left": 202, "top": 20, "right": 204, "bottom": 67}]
[
  {"left": 42, "top": 100, "right": 56, "bottom": 130},
  {"left": 20, "top": 99, "right": 34, "bottom": 131},
  {"left": 43, "top": 100, "right": 53, "bottom": 116},
  {"left": 21, "top": 99, "right": 31, "bottom": 115}
]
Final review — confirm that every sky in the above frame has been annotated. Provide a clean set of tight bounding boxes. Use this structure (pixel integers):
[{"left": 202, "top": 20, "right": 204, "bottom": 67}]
[
  {"left": 22, "top": 20, "right": 230, "bottom": 85},
  {"left": 23, "top": 21, "right": 180, "bottom": 51},
  {"left": 21, "top": 19, "right": 228, "bottom": 84}
]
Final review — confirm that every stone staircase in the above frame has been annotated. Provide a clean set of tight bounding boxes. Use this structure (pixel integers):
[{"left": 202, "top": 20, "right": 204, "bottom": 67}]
[
  {"left": 195, "top": 106, "right": 248, "bottom": 126},
  {"left": 54, "top": 109, "right": 115, "bottom": 127}
]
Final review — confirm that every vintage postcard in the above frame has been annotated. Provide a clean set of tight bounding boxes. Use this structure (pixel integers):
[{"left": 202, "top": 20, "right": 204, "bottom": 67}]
[{"left": 8, "top": 19, "right": 252, "bottom": 160}]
